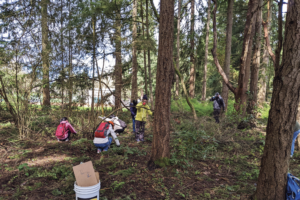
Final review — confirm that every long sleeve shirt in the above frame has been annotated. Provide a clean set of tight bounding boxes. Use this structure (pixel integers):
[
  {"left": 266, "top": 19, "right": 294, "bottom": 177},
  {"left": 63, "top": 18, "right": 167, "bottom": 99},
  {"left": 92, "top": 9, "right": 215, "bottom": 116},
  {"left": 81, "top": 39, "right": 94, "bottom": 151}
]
[
  {"left": 56, "top": 121, "right": 77, "bottom": 140},
  {"left": 93, "top": 124, "right": 120, "bottom": 146},
  {"left": 135, "top": 102, "right": 152, "bottom": 122}
]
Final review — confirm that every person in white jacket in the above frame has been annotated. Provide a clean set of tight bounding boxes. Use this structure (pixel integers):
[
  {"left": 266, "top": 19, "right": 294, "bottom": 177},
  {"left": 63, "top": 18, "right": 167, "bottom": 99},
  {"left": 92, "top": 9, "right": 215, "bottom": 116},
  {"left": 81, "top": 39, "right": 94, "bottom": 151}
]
[{"left": 94, "top": 122, "right": 120, "bottom": 154}]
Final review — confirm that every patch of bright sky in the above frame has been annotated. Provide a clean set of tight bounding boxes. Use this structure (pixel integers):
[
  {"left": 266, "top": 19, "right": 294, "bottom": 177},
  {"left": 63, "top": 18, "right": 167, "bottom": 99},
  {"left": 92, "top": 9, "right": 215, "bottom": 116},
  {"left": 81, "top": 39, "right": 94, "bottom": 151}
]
[{"left": 1, "top": 0, "right": 288, "bottom": 75}]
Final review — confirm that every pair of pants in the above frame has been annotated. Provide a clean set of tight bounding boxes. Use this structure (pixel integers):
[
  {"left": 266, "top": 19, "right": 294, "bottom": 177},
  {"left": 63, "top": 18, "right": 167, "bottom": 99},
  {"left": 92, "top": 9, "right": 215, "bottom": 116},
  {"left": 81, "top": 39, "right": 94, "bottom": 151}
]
[
  {"left": 291, "top": 130, "right": 300, "bottom": 156},
  {"left": 94, "top": 137, "right": 113, "bottom": 151},
  {"left": 58, "top": 132, "right": 70, "bottom": 141},
  {"left": 132, "top": 116, "right": 136, "bottom": 133},
  {"left": 213, "top": 109, "right": 220, "bottom": 123},
  {"left": 135, "top": 121, "right": 145, "bottom": 141}
]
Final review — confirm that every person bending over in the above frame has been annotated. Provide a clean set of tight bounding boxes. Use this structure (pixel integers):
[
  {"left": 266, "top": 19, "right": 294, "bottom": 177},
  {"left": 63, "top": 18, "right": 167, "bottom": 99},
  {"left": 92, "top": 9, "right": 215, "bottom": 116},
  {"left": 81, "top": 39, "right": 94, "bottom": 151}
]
[
  {"left": 55, "top": 117, "right": 77, "bottom": 142},
  {"left": 94, "top": 121, "right": 120, "bottom": 153}
]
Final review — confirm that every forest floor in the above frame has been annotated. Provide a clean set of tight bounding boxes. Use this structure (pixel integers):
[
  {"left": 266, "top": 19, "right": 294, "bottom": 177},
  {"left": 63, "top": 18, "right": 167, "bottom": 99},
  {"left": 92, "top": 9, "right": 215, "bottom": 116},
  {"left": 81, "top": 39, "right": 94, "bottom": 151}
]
[{"left": 1, "top": 108, "right": 300, "bottom": 200}]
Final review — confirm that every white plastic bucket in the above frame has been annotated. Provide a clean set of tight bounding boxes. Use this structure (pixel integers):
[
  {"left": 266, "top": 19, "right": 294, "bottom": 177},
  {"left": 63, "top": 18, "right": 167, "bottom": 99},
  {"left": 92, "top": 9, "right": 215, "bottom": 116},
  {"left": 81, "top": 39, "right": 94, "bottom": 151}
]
[{"left": 74, "top": 181, "right": 101, "bottom": 200}]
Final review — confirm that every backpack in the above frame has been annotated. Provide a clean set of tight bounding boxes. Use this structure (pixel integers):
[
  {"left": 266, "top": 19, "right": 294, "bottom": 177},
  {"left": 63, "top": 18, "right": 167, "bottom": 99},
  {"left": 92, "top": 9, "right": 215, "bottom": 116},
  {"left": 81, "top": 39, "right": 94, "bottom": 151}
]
[
  {"left": 286, "top": 173, "right": 300, "bottom": 200},
  {"left": 118, "top": 119, "right": 127, "bottom": 128},
  {"left": 55, "top": 123, "right": 66, "bottom": 138},
  {"left": 94, "top": 122, "right": 111, "bottom": 138}
]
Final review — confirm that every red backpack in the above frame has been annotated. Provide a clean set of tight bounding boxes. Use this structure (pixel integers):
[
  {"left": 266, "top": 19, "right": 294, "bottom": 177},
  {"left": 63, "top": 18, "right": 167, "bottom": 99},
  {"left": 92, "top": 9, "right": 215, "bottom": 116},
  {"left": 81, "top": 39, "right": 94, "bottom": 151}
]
[
  {"left": 55, "top": 123, "right": 66, "bottom": 138},
  {"left": 94, "top": 122, "right": 111, "bottom": 138}
]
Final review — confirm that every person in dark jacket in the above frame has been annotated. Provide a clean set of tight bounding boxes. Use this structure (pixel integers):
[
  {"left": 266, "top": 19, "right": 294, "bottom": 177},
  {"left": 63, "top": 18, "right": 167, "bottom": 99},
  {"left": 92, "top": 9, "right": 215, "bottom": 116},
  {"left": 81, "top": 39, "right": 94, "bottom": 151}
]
[
  {"left": 210, "top": 92, "right": 225, "bottom": 123},
  {"left": 291, "top": 121, "right": 300, "bottom": 157},
  {"left": 130, "top": 100, "right": 138, "bottom": 133}
]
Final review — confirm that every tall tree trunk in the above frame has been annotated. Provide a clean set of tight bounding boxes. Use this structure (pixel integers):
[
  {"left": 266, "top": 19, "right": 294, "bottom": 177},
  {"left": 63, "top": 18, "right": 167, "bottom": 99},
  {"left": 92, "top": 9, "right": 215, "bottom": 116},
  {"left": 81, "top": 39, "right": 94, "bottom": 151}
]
[
  {"left": 235, "top": 0, "right": 257, "bottom": 113},
  {"left": 148, "top": 0, "right": 174, "bottom": 168},
  {"left": 248, "top": 0, "right": 262, "bottom": 114},
  {"left": 255, "top": 1, "right": 300, "bottom": 199},
  {"left": 68, "top": 1, "right": 72, "bottom": 112},
  {"left": 211, "top": 0, "right": 258, "bottom": 113},
  {"left": 146, "top": 0, "right": 154, "bottom": 109},
  {"left": 188, "top": 0, "right": 195, "bottom": 98},
  {"left": 257, "top": 0, "right": 272, "bottom": 106},
  {"left": 220, "top": 0, "right": 234, "bottom": 107},
  {"left": 60, "top": 0, "right": 64, "bottom": 108},
  {"left": 91, "top": 16, "right": 96, "bottom": 115},
  {"left": 141, "top": 1, "right": 148, "bottom": 95},
  {"left": 175, "top": 0, "right": 181, "bottom": 97},
  {"left": 115, "top": 9, "right": 122, "bottom": 110},
  {"left": 201, "top": 0, "right": 211, "bottom": 101},
  {"left": 41, "top": 0, "right": 51, "bottom": 106},
  {"left": 131, "top": 0, "right": 138, "bottom": 101}
]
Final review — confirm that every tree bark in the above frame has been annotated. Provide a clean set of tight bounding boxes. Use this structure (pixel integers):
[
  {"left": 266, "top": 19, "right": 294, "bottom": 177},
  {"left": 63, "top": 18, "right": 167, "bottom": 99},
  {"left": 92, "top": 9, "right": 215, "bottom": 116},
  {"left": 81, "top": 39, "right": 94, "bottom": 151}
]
[
  {"left": 235, "top": 0, "right": 257, "bottom": 113},
  {"left": 257, "top": 0, "right": 272, "bottom": 106},
  {"left": 248, "top": 0, "right": 262, "bottom": 114},
  {"left": 141, "top": 1, "right": 148, "bottom": 95},
  {"left": 188, "top": 0, "right": 195, "bottom": 98},
  {"left": 41, "top": 0, "right": 51, "bottom": 106},
  {"left": 255, "top": 1, "right": 300, "bottom": 199},
  {"left": 148, "top": 0, "right": 174, "bottom": 168},
  {"left": 201, "top": 0, "right": 211, "bottom": 101},
  {"left": 220, "top": 0, "right": 234, "bottom": 107},
  {"left": 131, "top": 0, "right": 138, "bottom": 101},
  {"left": 91, "top": 16, "right": 96, "bottom": 115},
  {"left": 146, "top": 0, "right": 154, "bottom": 109},
  {"left": 211, "top": 0, "right": 258, "bottom": 113},
  {"left": 60, "top": 0, "right": 64, "bottom": 108},
  {"left": 115, "top": 9, "right": 122, "bottom": 110},
  {"left": 175, "top": 0, "right": 181, "bottom": 97},
  {"left": 68, "top": 1, "right": 73, "bottom": 112}
]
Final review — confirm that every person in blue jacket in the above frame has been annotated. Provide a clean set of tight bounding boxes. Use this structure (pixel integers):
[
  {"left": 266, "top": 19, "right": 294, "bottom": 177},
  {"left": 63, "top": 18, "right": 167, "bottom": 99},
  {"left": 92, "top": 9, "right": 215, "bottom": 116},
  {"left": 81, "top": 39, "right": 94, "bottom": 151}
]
[
  {"left": 130, "top": 99, "right": 138, "bottom": 133},
  {"left": 291, "top": 121, "right": 300, "bottom": 157}
]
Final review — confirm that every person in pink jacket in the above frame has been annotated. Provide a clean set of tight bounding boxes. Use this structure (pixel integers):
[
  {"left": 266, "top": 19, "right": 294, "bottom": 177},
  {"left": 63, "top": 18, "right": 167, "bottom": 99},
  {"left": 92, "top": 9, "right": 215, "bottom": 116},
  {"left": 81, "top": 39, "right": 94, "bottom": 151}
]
[{"left": 55, "top": 117, "right": 77, "bottom": 141}]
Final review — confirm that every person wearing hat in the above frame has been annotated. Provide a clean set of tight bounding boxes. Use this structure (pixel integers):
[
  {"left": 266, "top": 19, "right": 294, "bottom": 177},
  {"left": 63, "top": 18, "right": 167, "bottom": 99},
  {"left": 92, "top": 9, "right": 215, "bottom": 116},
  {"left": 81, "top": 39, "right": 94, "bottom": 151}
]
[
  {"left": 210, "top": 92, "right": 225, "bottom": 123},
  {"left": 135, "top": 94, "right": 152, "bottom": 142}
]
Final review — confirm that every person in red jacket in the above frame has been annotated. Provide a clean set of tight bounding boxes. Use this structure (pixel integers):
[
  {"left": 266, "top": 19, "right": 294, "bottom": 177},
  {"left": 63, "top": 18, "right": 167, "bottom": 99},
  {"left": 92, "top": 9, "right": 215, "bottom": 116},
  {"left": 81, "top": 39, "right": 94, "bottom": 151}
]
[{"left": 55, "top": 117, "right": 77, "bottom": 141}]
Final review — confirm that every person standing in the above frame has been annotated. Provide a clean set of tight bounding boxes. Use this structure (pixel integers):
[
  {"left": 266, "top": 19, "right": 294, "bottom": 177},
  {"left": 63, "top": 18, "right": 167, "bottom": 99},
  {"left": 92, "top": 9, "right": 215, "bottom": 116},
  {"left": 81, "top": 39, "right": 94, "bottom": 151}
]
[
  {"left": 135, "top": 95, "right": 152, "bottom": 142},
  {"left": 130, "top": 100, "right": 138, "bottom": 133},
  {"left": 210, "top": 92, "right": 225, "bottom": 123}
]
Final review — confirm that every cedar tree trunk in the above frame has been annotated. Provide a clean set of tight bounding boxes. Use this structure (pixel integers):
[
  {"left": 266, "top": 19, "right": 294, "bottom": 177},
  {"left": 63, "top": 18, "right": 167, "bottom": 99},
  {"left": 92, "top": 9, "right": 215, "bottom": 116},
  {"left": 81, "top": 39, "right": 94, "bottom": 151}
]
[
  {"left": 202, "top": 0, "right": 211, "bottom": 101},
  {"left": 131, "top": 0, "right": 138, "bottom": 101},
  {"left": 146, "top": 0, "right": 154, "bottom": 109},
  {"left": 211, "top": 0, "right": 258, "bottom": 113},
  {"left": 257, "top": 0, "right": 272, "bottom": 106},
  {"left": 248, "top": 0, "right": 262, "bottom": 114},
  {"left": 148, "top": 0, "right": 174, "bottom": 167},
  {"left": 141, "top": 1, "right": 148, "bottom": 95},
  {"left": 255, "top": 1, "right": 300, "bottom": 199},
  {"left": 115, "top": 9, "right": 122, "bottom": 110},
  {"left": 41, "top": 0, "right": 51, "bottom": 106},
  {"left": 175, "top": 0, "right": 181, "bottom": 97},
  {"left": 188, "top": 0, "right": 195, "bottom": 98},
  {"left": 220, "top": 0, "right": 234, "bottom": 108}
]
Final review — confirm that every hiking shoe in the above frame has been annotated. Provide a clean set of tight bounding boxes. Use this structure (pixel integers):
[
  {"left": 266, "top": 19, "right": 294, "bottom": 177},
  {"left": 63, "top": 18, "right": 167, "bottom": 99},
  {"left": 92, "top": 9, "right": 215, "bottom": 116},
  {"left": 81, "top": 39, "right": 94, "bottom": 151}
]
[
  {"left": 65, "top": 139, "right": 69, "bottom": 142},
  {"left": 97, "top": 149, "right": 101, "bottom": 154},
  {"left": 136, "top": 139, "right": 140, "bottom": 143}
]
